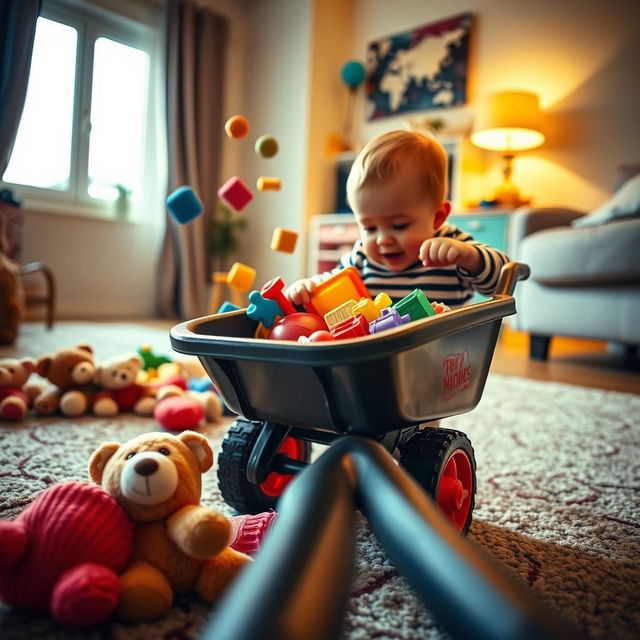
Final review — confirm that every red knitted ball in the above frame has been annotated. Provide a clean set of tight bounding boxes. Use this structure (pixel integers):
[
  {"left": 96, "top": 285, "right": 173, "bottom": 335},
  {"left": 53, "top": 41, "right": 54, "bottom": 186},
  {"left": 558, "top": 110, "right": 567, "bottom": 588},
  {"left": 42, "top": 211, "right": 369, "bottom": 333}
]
[{"left": 0, "top": 481, "right": 132, "bottom": 624}]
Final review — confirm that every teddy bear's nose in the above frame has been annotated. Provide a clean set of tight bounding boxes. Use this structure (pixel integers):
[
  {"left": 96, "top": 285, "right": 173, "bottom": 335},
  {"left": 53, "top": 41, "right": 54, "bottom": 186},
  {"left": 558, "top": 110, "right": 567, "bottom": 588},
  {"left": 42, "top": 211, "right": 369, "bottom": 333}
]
[{"left": 134, "top": 458, "right": 158, "bottom": 476}]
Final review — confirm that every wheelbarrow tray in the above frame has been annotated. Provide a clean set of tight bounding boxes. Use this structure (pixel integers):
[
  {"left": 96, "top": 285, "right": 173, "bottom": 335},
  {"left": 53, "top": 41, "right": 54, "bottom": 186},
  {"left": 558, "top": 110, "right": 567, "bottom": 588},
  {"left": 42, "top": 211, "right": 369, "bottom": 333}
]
[{"left": 170, "top": 294, "right": 515, "bottom": 436}]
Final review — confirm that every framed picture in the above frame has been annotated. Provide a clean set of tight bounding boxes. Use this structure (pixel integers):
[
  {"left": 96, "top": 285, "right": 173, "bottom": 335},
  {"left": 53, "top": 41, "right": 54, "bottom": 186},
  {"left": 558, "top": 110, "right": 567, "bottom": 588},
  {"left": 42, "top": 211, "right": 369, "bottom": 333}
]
[{"left": 365, "top": 13, "right": 472, "bottom": 120}]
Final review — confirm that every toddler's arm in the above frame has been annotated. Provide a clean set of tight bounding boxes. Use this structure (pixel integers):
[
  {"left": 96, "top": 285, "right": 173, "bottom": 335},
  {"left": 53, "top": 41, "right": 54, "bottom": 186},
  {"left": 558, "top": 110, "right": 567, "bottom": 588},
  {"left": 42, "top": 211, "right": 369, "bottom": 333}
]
[
  {"left": 420, "top": 237, "right": 483, "bottom": 274},
  {"left": 284, "top": 278, "right": 317, "bottom": 306}
]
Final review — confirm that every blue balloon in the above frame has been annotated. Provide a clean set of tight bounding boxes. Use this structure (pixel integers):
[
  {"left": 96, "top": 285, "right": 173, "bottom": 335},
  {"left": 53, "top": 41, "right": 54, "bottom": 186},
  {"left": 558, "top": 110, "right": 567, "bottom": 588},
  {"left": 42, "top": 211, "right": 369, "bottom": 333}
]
[{"left": 340, "top": 60, "right": 366, "bottom": 88}]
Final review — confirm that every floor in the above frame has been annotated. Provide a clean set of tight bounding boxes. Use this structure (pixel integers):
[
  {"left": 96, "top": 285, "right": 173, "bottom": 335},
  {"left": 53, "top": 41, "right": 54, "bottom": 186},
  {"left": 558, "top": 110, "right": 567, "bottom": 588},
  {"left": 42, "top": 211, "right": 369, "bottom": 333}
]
[{"left": 491, "top": 327, "right": 639, "bottom": 394}]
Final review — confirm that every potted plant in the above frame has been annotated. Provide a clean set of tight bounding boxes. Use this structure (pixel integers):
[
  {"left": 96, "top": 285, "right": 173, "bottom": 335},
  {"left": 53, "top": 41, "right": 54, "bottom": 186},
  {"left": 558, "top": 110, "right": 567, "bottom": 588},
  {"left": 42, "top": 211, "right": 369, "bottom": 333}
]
[{"left": 209, "top": 203, "right": 247, "bottom": 273}]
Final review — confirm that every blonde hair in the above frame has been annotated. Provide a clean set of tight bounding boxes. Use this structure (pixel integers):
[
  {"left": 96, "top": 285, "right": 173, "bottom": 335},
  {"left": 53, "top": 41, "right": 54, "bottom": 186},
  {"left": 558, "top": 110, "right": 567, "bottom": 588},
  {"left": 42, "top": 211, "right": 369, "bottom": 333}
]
[{"left": 346, "top": 130, "right": 448, "bottom": 208}]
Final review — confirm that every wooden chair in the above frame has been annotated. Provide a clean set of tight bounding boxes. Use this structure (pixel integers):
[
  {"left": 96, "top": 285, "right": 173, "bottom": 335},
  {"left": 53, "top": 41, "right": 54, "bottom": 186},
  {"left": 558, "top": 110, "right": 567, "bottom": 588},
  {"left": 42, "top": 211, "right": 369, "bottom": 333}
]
[{"left": 0, "top": 200, "right": 56, "bottom": 329}]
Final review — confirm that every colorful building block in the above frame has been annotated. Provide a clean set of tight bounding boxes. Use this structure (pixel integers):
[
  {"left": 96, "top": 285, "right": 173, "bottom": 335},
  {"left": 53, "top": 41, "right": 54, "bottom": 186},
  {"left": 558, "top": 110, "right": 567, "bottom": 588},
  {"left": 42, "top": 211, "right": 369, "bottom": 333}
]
[
  {"left": 369, "top": 308, "right": 411, "bottom": 335},
  {"left": 255, "top": 135, "right": 278, "bottom": 158},
  {"left": 352, "top": 292, "right": 392, "bottom": 323},
  {"left": 166, "top": 186, "right": 203, "bottom": 224},
  {"left": 323, "top": 299, "right": 356, "bottom": 330},
  {"left": 226, "top": 262, "right": 256, "bottom": 291},
  {"left": 330, "top": 313, "right": 370, "bottom": 340},
  {"left": 225, "top": 114, "right": 249, "bottom": 139},
  {"left": 218, "top": 176, "right": 253, "bottom": 212},
  {"left": 217, "top": 301, "right": 240, "bottom": 314},
  {"left": 261, "top": 277, "right": 296, "bottom": 315},
  {"left": 257, "top": 177, "right": 281, "bottom": 191},
  {"left": 270, "top": 228, "right": 298, "bottom": 253},
  {"left": 246, "top": 291, "right": 283, "bottom": 328},
  {"left": 393, "top": 289, "right": 436, "bottom": 322},
  {"left": 303, "top": 267, "right": 371, "bottom": 317}
]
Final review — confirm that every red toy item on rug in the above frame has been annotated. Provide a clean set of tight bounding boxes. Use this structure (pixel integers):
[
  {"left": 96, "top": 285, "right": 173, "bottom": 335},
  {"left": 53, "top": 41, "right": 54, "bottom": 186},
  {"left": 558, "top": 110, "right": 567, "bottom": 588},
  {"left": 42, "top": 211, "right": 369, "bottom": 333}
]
[
  {"left": 0, "top": 357, "right": 36, "bottom": 421},
  {"left": 0, "top": 481, "right": 133, "bottom": 626}
]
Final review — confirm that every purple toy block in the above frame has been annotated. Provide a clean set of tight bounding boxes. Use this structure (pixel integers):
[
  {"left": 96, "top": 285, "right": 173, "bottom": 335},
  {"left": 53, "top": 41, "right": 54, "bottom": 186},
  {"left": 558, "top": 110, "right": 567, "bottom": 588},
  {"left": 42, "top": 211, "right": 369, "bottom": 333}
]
[
  {"left": 218, "top": 176, "right": 253, "bottom": 212},
  {"left": 369, "top": 308, "right": 411, "bottom": 335},
  {"left": 246, "top": 290, "right": 283, "bottom": 328}
]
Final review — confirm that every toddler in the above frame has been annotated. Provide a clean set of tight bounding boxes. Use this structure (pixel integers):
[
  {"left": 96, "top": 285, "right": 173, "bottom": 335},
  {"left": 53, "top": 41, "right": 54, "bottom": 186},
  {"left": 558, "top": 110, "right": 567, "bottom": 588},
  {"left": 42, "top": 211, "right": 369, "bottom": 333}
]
[{"left": 286, "top": 130, "right": 509, "bottom": 308}]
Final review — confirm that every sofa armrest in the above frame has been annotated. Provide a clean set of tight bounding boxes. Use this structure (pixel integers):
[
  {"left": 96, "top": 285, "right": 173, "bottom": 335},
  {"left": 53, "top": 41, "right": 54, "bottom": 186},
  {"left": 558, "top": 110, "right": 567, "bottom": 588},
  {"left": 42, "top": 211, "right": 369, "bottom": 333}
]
[{"left": 509, "top": 207, "right": 586, "bottom": 259}]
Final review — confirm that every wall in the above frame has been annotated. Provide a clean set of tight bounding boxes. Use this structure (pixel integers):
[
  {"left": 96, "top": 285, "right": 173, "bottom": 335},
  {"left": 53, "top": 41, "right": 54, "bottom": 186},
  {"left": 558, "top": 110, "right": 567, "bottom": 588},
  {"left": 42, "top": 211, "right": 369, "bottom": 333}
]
[
  {"left": 231, "top": 0, "right": 314, "bottom": 287},
  {"left": 351, "top": 0, "right": 640, "bottom": 211}
]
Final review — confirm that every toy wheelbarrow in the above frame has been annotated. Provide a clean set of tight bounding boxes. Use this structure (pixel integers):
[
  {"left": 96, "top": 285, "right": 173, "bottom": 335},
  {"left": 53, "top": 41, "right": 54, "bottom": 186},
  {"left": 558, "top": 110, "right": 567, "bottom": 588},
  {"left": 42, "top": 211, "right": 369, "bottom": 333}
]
[{"left": 170, "top": 262, "right": 577, "bottom": 640}]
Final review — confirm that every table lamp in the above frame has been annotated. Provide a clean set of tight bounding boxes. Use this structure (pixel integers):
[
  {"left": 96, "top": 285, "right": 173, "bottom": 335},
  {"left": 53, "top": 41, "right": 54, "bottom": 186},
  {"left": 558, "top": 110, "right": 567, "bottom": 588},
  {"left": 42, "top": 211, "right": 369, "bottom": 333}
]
[{"left": 471, "top": 91, "right": 545, "bottom": 206}]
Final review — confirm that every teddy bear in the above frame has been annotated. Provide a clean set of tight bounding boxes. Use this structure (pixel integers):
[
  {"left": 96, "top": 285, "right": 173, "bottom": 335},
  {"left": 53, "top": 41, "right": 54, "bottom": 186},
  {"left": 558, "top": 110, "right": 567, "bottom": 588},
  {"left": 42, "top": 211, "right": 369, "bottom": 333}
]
[
  {"left": 0, "top": 357, "right": 36, "bottom": 421},
  {"left": 0, "top": 481, "right": 133, "bottom": 625},
  {"left": 88, "top": 430, "right": 252, "bottom": 623},
  {"left": 33, "top": 344, "right": 98, "bottom": 417},
  {"left": 92, "top": 353, "right": 156, "bottom": 417}
]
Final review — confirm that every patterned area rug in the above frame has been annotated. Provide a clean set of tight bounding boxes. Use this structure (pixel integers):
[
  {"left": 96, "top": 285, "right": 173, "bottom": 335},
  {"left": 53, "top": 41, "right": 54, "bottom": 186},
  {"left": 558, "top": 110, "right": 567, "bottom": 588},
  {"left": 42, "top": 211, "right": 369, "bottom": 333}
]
[{"left": 1, "top": 323, "right": 639, "bottom": 639}]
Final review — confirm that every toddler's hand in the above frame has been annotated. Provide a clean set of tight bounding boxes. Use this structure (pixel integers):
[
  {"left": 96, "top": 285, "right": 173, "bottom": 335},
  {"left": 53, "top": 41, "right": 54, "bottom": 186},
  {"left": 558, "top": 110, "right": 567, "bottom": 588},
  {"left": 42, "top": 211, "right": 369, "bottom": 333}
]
[
  {"left": 419, "top": 238, "right": 482, "bottom": 274},
  {"left": 285, "top": 279, "right": 316, "bottom": 306}
]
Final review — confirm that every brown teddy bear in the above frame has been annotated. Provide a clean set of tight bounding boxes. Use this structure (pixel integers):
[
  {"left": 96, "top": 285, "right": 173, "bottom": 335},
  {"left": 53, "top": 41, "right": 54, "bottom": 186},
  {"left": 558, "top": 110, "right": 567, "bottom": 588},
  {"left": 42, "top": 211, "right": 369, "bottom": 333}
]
[
  {"left": 92, "top": 353, "right": 156, "bottom": 417},
  {"left": 33, "top": 344, "right": 97, "bottom": 417},
  {"left": 0, "top": 357, "right": 36, "bottom": 421},
  {"left": 88, "top": 431, "right": 252, "bottom": 623}
]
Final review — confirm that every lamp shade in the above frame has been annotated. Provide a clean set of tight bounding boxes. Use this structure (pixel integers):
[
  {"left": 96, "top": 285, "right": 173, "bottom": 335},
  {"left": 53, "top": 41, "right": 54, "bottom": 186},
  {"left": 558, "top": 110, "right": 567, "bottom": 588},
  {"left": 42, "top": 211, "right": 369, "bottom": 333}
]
[{"left": 471, "top": 91, "right": 545, "bottom": 152}]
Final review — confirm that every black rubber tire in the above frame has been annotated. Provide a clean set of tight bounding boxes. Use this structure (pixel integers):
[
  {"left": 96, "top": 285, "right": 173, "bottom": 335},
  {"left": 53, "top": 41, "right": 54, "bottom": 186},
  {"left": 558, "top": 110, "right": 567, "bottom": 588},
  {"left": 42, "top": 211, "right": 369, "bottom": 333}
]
[
  {"left": 218, "top": 418, "right": 311, "bottom": 514},
  {"left": 398, "top": 427, "right": 476, "bottom": 535}
]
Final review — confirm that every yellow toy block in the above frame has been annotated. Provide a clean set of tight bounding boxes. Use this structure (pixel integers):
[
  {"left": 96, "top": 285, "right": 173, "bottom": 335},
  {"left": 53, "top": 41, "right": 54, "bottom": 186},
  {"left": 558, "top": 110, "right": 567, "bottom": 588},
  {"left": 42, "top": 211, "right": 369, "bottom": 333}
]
[
  {"left": 305, "top": 266, "right": 371, "bottom": 317},
  {"left": 226, "top": 262, "right": 256, "bottom": 291},
  {"left": 323, "top": 299, "right": 357, "bottom": 329},
  {"left": 352, "top": 292, "right": 392, "bottom": 323},
  {"left": 270, "top": 228, "right": 298, "bottom": 253},
  {"left": 257, "top": 177, "right": 281, "bottom": 191}
]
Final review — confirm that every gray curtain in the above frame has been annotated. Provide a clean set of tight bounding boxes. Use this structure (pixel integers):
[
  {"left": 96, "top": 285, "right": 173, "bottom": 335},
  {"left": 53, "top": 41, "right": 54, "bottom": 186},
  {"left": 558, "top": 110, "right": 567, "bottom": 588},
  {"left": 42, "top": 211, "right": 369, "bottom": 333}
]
[
  {"left": 0, "top": 0, "right": 41, "bottom": 177},
  {"left": 158, "top": 0, "right": 228, "bottom": 319}
]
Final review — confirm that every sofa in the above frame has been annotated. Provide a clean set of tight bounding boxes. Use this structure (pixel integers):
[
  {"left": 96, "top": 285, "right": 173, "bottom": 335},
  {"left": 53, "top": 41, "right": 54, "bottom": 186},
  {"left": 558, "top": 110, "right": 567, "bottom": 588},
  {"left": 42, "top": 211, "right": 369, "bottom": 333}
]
[{"left": 508, "top": 170, "right": 640, "bottom": 360}]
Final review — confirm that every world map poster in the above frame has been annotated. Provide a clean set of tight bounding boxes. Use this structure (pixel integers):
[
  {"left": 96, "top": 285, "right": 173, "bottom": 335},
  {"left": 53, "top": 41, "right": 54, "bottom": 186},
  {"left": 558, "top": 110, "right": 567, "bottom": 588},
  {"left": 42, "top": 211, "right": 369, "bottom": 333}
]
[{"left": 365, "top": 13, "right": 471, "bottom": 120}]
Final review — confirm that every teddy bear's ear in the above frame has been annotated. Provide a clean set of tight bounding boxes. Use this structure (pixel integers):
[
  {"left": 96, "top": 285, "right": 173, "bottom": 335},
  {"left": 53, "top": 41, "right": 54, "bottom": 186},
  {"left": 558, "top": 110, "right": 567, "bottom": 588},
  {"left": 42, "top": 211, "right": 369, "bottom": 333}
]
[
  {"left": 129, "top": 354, "right": 143, "bottom": 367},
  {"left": 21, "top": 358, "right": 36, "bottom": 374},
  {"left": 77, "top": 344, "right": 94, "bottom": 355},
  {"left": 179, "top": 431, "right": 214, "bottom": 472},
  {"left": 36, "top": 356, "right": 52, "bottom": 378},
  {"left": 92, "top": 366, "right": 103, "bottom": 385},
  {"left": 88, "top": 442, "right": 120, "bottom": 484}
]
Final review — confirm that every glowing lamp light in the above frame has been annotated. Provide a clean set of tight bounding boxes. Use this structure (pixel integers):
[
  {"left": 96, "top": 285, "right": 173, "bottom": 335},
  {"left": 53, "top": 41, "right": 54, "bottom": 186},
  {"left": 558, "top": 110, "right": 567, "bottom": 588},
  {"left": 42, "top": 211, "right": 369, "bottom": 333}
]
[{"left": 471, "top": 91, "right": 545, "bottom": 205}]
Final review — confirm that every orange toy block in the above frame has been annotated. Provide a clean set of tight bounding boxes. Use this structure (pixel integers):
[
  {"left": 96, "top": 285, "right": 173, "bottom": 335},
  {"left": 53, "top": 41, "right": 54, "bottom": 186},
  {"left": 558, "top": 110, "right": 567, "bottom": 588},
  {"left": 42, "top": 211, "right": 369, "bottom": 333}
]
[
  {"left": 226, "top": 262, "right": 257, "bottom": 292},
  {"left": 303, "top": 267, "right": 371, "bottom": 317},
  {"left": 270, "top": 228, "right": 298, "bottom": 253},
  {"left": 257, "top": 177, "right": 281, "bottom": 191}
]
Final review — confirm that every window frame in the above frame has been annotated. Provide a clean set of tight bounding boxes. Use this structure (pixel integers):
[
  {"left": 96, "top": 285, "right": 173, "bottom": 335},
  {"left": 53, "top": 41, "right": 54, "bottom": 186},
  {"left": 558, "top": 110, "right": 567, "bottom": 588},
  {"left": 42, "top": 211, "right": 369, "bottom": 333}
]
[{"left": 1, "top": 0, "right": 162, "bottom": 222}]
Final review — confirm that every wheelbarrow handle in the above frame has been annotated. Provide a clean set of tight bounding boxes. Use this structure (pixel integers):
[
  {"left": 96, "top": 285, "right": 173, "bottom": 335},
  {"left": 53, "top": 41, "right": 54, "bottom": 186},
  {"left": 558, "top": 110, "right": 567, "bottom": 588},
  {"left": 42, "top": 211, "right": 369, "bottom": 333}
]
[{"left": 494, "top": 261, "right": 530, "bottom": 297}]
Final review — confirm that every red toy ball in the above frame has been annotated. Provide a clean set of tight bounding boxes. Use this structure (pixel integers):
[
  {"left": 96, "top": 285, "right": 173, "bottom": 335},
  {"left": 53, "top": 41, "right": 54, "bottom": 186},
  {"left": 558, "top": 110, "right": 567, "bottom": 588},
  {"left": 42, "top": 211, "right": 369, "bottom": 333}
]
[
  {"left": 308, "top": 330, "right": 335, "bottom": 342},
  {"left": 269, "top": 313, "right": 328, "bottom": 341}
]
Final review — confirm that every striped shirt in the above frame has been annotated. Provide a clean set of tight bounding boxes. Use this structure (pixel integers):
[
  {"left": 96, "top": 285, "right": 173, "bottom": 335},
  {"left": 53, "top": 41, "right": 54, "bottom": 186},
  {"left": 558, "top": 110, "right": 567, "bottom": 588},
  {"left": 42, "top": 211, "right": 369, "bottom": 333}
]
[{"left": 313, "top": 223, "right": 509, "bottom": 307}]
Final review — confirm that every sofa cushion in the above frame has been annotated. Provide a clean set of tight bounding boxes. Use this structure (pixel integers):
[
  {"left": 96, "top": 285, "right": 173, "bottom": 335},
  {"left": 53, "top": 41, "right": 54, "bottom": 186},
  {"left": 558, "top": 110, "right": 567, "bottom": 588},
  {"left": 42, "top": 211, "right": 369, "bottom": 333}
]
[
  {"left": 521, "top": 217, "right": 640, "bottom": 285},
  {"left": 572, "top": 172, "right": 640, "bottom": 228}
]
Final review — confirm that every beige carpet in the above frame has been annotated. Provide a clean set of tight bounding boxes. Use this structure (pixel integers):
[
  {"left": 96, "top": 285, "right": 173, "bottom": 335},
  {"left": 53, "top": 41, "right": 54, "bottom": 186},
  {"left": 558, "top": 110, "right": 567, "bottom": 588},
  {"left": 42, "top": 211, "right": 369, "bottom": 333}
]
[{"left": 1, "top": 322, "right": 639, "bottom": 639}]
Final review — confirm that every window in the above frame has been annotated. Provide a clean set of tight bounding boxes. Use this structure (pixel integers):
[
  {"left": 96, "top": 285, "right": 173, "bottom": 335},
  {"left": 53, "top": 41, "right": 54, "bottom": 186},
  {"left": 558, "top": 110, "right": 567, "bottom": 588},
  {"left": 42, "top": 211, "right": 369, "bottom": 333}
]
[{"left": 1, "top": 0, "right": 162, "bottom": 220}]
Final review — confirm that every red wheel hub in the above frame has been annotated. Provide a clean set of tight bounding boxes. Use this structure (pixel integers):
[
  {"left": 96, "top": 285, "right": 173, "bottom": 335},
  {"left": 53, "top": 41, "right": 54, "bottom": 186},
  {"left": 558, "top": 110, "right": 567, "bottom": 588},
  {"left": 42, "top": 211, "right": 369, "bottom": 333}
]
[
  {"left": 436, "top": 449, "right": 473, "bottom": 531},
  {"left": 260, "top": 437, "right": 305, "bottom": 497}
]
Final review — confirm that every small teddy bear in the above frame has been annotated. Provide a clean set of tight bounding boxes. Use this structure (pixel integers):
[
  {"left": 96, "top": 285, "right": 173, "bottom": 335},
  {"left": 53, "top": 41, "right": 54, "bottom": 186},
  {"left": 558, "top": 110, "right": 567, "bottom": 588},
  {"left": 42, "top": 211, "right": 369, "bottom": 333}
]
[
  {"left": 0, "top": 357, "right": 36, "bottom": 421},
  {"left": 33, "top": 344, "right": 97, "bottom": 417},
  {"left": 92, "top": 353, "right": 156, "bottom": 417},
  {"left": 88, "top": 431, "right": 252, "bottom": 623}
]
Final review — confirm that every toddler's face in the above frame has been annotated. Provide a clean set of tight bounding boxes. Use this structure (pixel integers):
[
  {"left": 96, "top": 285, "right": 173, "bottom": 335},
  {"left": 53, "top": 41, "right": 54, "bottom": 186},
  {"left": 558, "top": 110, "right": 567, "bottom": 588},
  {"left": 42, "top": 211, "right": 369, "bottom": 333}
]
[{"left": 352, "top": 172, "right": 448, "bottom": 272}]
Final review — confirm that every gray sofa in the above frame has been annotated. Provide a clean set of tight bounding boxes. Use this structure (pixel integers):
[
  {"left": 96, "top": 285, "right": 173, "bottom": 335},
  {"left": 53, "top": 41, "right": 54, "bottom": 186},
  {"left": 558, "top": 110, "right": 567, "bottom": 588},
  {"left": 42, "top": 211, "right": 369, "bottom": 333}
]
[{"left": 509, "top": 204, "right": 640, "bottom": 360}]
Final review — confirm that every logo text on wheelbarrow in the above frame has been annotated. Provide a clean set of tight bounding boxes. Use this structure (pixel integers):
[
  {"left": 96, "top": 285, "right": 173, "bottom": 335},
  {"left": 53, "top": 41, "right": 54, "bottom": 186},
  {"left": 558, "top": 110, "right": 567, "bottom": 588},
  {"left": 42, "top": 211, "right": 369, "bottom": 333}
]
[{"left": 442, "top": 350, "right": 471, "bottom": 399}]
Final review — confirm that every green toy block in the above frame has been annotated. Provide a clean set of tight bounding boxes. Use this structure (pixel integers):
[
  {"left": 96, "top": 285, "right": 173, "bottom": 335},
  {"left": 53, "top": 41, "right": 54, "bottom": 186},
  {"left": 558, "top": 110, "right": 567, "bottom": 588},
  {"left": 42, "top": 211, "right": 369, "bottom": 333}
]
[
  {"left": 137, "top": 345, "right": 172, "bottom": 371},
  {"left": 392, "top": 289, "right": 436, "bottom": 322}
]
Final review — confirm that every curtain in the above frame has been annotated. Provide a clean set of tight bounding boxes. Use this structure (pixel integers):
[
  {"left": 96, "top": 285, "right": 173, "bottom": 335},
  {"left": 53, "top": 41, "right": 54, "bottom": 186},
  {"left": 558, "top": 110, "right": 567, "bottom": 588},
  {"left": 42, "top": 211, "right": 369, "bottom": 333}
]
[
  {"left": 0, "top": 0, "right": 41, "bottom": 177},
  {"left": 157, "top": 0, "right": 228, "bottom": 319}
]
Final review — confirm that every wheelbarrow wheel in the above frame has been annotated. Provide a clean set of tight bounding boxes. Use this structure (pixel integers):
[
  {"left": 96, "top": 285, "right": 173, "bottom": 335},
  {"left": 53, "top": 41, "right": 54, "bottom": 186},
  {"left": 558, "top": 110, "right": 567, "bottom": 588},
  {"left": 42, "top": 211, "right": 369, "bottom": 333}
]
[
  {"left": 218, "top": 418, "right": 311, "bottom": 514},
  {"left": 398, "top": 428, "right": 476, "bottom": 535}
]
